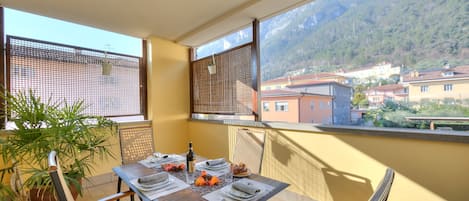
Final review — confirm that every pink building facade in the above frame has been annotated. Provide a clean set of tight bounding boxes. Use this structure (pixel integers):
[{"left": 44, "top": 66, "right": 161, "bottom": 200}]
[{"left": 365, "top": 84, "right": 407, "bottom": 108}]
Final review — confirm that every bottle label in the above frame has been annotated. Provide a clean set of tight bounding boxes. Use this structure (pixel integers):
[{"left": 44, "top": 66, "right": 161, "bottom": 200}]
[{"left": 189, "top": 160, "right": 195, "bottom": 173}]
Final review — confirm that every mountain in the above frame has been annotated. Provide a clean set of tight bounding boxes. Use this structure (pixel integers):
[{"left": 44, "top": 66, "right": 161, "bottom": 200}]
[
  {"left": 260, "top": 0, "right": 468, "bottom": 80},
  {"left": 197, "top": 0, "right": 468, "bottom": 81}
]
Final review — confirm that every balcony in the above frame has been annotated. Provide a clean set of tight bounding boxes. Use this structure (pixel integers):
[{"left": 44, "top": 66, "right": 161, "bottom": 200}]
[{"left": 1, "top": 1, "right": 469, "bottom": 201}]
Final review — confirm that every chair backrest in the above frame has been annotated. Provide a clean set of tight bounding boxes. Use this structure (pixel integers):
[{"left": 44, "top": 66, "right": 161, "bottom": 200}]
[
  {"left": 232, "top": 128, "right": 266, "bottom": 174},
  {"left": 369, "top": 168, "right": 395, "bottom": 201},
  {"left": 48, "top": 151, "right": 75, "bottom": 201},
  {"left": 118, "top": 126, "right": 155, "bottom": 164}
]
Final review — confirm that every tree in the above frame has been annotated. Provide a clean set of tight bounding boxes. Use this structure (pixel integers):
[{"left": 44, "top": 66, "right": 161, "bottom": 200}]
[{"left": 352, "top": 84, "right": 369, "bottom": 108}]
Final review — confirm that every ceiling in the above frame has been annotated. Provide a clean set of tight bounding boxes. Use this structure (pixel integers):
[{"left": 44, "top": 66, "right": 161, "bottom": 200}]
[{"left": 0, "top": 0, "right": 311, "bottom": 47}]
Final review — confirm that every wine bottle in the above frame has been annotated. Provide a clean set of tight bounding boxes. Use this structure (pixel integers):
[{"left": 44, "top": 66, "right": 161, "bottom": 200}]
[{"left": 186, "top": 142, "right": 195, "bottom": 173}]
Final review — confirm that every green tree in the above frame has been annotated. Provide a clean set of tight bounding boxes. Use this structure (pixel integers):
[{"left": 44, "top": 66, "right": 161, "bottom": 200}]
[{"left": 352, "top": 84, "right": 368, "bottom": 108}]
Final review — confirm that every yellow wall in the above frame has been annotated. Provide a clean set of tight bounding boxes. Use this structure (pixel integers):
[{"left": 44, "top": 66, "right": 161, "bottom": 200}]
[
  {"left": 93, "top": 36, "right": 191, "bottom": 175},
  {"left": 147, "top": 37, "right": 190, "bottom": 154},
  {"left": 408, "top": 79, "right": 469, "bottom": 102},
  {"left": 188, "top": 121, "right": 469, "bottom": 201}
]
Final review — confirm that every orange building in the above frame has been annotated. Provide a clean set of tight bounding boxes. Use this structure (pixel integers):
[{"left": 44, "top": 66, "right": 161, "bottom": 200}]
[{"left": 261, "top": 89, "right": 333, "bottom": 124}]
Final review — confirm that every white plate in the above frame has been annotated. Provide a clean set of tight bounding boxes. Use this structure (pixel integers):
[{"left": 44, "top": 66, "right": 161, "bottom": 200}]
[
  {"left": 221, "top": 187, "right": 258, "bottom": 201},
  {"left": 204, "top": 162, "right": 229, "bottom": 170},
  {"left": 139, "top": 178, "right": 169, "bottom": 188},
  {"left": 136, "top": 178, "right": 172, "bottom": 191}
]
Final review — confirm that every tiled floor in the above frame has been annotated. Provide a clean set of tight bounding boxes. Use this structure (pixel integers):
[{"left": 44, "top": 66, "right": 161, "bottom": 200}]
[
  {"left": 78, "top": 182, "right": 132, "bottom": 201},
  {"left": 78, "top": 181, "right": 316, "bottom": 201}
]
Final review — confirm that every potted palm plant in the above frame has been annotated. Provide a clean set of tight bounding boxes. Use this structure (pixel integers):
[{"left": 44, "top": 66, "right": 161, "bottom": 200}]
[{"left": 0, "top": 89, "right": 116, "bottom": 201}]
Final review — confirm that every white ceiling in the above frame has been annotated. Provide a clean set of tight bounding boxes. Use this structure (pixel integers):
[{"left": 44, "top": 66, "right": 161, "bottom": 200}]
[{"left": 0, "top": 0, "right": 311, "bottom": 47}]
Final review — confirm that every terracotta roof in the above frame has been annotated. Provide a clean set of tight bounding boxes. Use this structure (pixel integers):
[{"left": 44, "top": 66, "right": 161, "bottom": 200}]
[
  {"left": 9, "top": 43, "right": 138, "bottom": 68},
  {"left": 262, "top": 76, "right": 288, "bottom": 84},
  {"left": 402, "top": 65, "right": 469, "bottom": 83},
  {"left": 287, "top": 80, "right": 351, "bottom": 88},
  {"left": 261, "top": 89, "right": 331, "bottom": 98},
  {"left": 367, "top": 84, "right": 404, "bottom": 92},
  {"left": 262, "top": 72, "right": 342, "bottom": 84},
  {"left": 291, "top": 72, "right": 339, "bottom": 80}
]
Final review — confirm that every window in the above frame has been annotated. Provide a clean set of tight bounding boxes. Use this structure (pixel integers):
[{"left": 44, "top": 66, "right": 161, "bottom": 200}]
[
  {"left": 196, "top": 27, "right": 252, "bottom": 59},
  {"left": 442, "top": 71, "right": 454, "bottom": 77},
  {"left": 191, "top": 44, "right": 254, "bottom": 119},
  {"left": 12, "top": 65, "right": 34, "bottom": 78},
  {"left": 258, "top": 0, "right": 468, "bottom": 130},
  {"left": 310, "top": 101, "right": 315, "bottom": 110},
  {"left": 420, "top": 86, "right": 429, "bottom": 93},
  {"left": 6, "top": 36, "right": 144, "bottom": 118},
  {"left": 263, "top": 102, "right": 270, "bottom": 112},
  {"left": 4, "top": 9, "right": 145, "bottom": 122},
  {"left": 275, "top": 102, "right": 288, "bottom": 112},
  {"left": 444, "top": 84, "right": 453, "bottom": 91}
]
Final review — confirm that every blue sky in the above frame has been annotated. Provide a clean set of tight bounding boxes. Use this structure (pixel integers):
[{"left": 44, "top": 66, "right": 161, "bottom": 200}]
[{"left": 5, "top": 8, "right": 142, "bottom": 57}]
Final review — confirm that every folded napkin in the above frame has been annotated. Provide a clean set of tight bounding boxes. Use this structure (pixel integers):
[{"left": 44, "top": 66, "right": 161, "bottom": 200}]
[
  {"left": 232, "top": 181, "right": 261, "bottom": 195},
  {"left": 205, "top": 158, "right": 226, "bottom": 166},
  {"left": 138, "top": 172, "right": 169, "bottom": 185}
]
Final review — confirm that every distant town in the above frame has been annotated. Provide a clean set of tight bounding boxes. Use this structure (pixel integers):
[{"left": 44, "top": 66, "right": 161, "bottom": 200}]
[{"left": 261, "top": 62, "right": 469, "bottom": 131}]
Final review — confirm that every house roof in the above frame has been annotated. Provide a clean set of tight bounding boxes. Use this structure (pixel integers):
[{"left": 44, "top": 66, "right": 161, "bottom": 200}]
[
  {"left": 261, "top": 89, "right": 331, "bottom": 98},
  {"left": 262, "top": 72, "right": 341, "bottom": 85},
  {"left": 402, "top": 65, "right": 469, "bottom": 83},
  {"left": 2, "top": 0, "right": 311, "bottom": 47},
  {"left": 367, "top": 84, "right": 404, "bottom": 92},
  {"left": 286, "top": 80, "right": 351, "bottom": 88},
  {"left": 8, "top": 39, "right": 138, "bottom": 68}
]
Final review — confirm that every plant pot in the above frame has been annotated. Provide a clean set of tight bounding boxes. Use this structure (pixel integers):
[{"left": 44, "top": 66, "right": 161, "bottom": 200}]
[
  {"left": 29, "top": 181, "right": 80, "bottom": 201},
  {"left": 207, "top": 64, "right": 216, "bottom": 75},
  {"left": 102, "top": 61, "right": 112, "bottom": 75}
]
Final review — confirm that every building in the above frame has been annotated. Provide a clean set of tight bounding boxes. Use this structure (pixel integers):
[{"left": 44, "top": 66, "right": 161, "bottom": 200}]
[
  {"left": 365, "top": 84, "right": 408, "bottom": 108},
  {"left": 8, "top": 42, "right": 141, "bottom": 117},
  {"left": 286, "top": 80, "right": 352, "bottom": 125},
  {"left": 261, "top": 89, "right": 333, "bottom": 124},
  {"left": 261, "top": 72, "right": 347, "bottom": 91},
  {"left": 337, "top": 62, "right": 401, "bottom": 84},
  {"left": 402, "top": 65, "right": 469, "bottom": 103}
]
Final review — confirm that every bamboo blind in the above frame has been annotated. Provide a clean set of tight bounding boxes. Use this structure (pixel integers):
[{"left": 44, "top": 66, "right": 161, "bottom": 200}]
[
  {"left": 5, "top": 36, "right": 142, "bottom": 117},
  {"left": 192, "top": 45, "right": 253, "bottom": 114}
]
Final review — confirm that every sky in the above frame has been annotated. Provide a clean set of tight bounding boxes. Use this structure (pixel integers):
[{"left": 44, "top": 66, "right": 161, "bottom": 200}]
[{"left": 4, "top": 8, "right": 142, "bottom": 57}]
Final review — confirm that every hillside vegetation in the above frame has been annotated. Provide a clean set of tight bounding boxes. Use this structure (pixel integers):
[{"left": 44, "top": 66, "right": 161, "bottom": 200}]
[{"left": 260, "top": 0, "right": 468, "bottom": 80}]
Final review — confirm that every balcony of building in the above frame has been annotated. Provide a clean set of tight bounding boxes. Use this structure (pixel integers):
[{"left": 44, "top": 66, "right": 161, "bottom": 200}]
[{"left": 0, "top": 1, "right": 468, "bottom": 201}]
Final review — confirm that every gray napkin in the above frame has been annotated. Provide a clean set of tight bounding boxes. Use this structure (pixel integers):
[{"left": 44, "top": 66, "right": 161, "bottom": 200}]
[
  {"left": 138, "top": 172, "right": 169, "bottom": 185},
  {"left": 232, "top": 181, "right": 260, "bottom": 195},
  {"left": 205, "top": 158, "right": 226, "bottom": 166}
]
